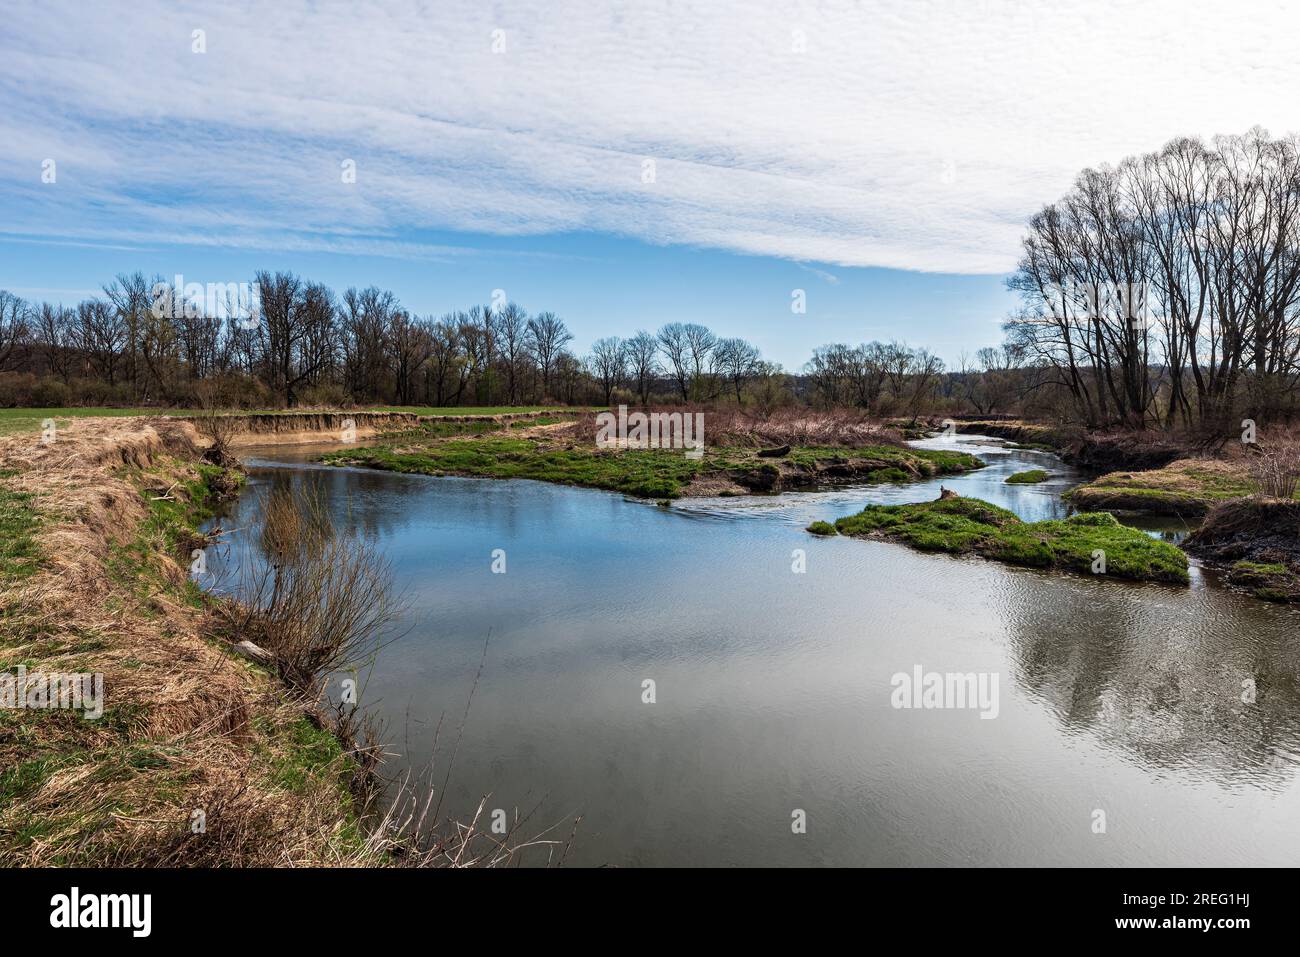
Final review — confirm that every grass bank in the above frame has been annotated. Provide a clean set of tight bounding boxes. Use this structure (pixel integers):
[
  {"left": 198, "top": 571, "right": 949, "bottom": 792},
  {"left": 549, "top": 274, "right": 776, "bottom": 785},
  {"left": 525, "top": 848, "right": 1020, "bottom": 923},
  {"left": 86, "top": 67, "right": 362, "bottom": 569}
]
[
  {"left": 321, "top": 419, "right": 984, "bottom": 499},
  {"left": 811, "top": 496, "right": 1189, "bottom": 584},
  {"left": 1065, "top": 459, "right": 1258, "bottom": 516},
  {"left": 1185, "top": 498, "right": 1300, "bottom": 602},
  {"left": 0, "top": 418, "right": 380, "bottom": 865}
]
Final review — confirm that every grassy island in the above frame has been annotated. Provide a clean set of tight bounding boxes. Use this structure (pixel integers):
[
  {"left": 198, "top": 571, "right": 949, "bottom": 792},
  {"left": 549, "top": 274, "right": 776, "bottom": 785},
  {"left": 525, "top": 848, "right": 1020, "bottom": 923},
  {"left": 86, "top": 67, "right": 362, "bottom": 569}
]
[
  {"left": 1005, "top": 469, "right": 1049, "bottom": 484},
  {"left": 322, "top": 416, "right": 984, "bottom": 499},
  {"left": 810, "top": 496, "right": 1189, "bottom": 584}
]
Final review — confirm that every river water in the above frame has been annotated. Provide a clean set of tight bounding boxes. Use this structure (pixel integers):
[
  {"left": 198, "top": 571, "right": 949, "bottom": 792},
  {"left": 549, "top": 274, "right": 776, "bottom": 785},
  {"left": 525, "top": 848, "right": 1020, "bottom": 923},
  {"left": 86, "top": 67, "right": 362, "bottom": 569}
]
[{"left": 206, "top": 436, "right": 1300, "bottom": 866}]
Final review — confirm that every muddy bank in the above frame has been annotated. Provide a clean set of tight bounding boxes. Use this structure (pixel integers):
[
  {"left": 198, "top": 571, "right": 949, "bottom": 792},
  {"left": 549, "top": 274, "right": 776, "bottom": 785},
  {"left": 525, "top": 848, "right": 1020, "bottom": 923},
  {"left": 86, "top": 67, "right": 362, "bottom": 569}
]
[
  {"left": 1060, "top": 432, "right": 1189, "bottom": 473},
  {"left": 952, "top": 419, "right": 1188, "bottom": 473},
  {"left": 175, "top": 410, "right": 557, "bottom": 448},
  {"left": 1185, "top": 499, "right": 1300, "bottom": 602},
  {"left": 1185, "top": 498, "right": 1300, "bottom": 567}
]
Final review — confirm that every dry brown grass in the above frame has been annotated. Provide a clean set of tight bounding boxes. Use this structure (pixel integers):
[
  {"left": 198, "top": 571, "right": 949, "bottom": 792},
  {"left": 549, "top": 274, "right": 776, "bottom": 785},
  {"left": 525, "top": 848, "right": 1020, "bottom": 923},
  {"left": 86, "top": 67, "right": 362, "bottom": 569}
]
[
  {"left": 563, "top": 406, "right": 906, "bottom": 450},
  {"left": 0, "top": 417, "right": 377, "bottom": 866},
  {"left": 1244, "top": 436, "right": 1300, "bottom": 500}
]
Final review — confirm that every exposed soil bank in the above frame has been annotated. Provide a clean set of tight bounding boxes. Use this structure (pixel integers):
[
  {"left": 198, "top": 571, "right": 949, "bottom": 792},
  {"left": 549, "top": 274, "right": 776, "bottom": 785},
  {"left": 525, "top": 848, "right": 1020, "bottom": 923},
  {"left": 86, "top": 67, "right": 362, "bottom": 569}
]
[
  {"left": 0, "top": 418, "right": 373, "bottom": 865},
  {"left": 1185, "top": 499, "right": 1300, "bottom": 601},
  {"left": 174, "top": 410, "right": 560, "bottom": 448},
  {"left": 951, "top": 419, "right": 1188, "bottom": 473}
]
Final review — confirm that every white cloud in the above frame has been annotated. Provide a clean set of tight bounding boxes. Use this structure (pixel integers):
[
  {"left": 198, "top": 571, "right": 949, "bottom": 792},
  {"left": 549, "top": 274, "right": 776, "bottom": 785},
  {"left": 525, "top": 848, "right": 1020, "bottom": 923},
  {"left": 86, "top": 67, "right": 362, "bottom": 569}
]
[{"left": 1, "top": 0, "right": 1298, "bottom": 273}]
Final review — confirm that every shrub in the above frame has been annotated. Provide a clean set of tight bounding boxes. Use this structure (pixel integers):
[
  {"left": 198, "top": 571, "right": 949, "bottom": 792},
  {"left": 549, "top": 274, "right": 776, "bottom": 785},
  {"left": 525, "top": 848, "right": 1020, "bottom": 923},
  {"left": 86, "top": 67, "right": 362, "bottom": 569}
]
[
  {"left": 216, "top": 480, "right": 403, "bottom": 694},
  {"left": 28, "top": 377, "right": 69, "bottom": 407},
  {"left": 1245, "top": 438, "right": 1300, "bottom": 499}
]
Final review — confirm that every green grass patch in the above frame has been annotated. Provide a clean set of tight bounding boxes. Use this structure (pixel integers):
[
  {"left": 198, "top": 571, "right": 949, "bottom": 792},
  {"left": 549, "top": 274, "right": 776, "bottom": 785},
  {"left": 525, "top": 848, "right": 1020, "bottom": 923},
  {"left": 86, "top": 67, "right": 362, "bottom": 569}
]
[
  {"left": 1066, "top": 459, "right": 1265, "bottom": 515},
  {"left": 323, "top": 434, "right": 984, "bottom": 499},
  {"left": 1005, "top": 469, "right": 1049, "bottom": 484},
  {"left": 1226, "top": 560, "right": 1300, "bottom": 602},
  {"left": 325, "top": 436, "right": 703, "bottom": 498},
  {"left": 270, "top": 716, "right": 352, "bottom": 795},
  {"left": 806, "top": 521, "right": 838, "bottom": 536},
  {"left": 826, "top": 497, "right": 1189, "bottom": 584},
  {"left": 0, "top": 476, "right": 41, "bottom": 581}
]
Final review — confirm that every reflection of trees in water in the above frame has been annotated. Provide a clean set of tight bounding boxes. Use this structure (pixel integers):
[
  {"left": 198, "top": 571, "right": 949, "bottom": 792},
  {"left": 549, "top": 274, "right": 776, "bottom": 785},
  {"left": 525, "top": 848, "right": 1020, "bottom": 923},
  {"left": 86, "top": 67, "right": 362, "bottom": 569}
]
[
  {"left": 1002, "top": 574, "right": 1300, "bottom": 788},
  {"left": 211, "top": 466, "right": 554, "bottom": 583},
  {"left": 229, "top": 468, "right": 411, "bottom": 545}
]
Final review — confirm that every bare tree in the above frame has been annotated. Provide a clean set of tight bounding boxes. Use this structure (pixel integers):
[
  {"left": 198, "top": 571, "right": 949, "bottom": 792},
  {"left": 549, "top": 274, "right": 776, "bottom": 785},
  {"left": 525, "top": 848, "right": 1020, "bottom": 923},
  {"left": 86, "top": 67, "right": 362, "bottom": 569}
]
[
  {"left": 0, "top": 291, "right": 30, "bottom": 373},
  {"left": 387, "top": 312, "right": 434, "bottom": 406},
  {"left": 588, "top": 336, "right": 627, "bottom": 406},
  {"left": 495, "top": 302, "right": 528, "bottom": 405},
  {"left": 34, "top": 302, "right": 73, "bottom": 382},
  {"left": 626, "top": 330, "right": 659, "bottom": 406},
  {"left": 683, "top": 323, "right": 717, "bottom": 399},
  {"left": 713, "top": 337, "right": 761, "bottom": 404},
  {"left": 656, "top": 322, "right": 691, "bottom": 401},
  {"left": 73, "top": 298, "right": 127, "bottom": 385},
  {"left": 340, "top": 286, "right": 398, "bottom": 400},
  {"left": 526, "top": 311, "right": 572, "bottom": 400}
]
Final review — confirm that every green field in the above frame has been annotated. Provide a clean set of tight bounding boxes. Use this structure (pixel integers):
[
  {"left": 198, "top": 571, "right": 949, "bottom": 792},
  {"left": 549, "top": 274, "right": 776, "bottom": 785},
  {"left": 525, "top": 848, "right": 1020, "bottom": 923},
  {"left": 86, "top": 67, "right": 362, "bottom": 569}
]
[
  {"left": 0, "top": 406, "right": 583, "bottom": 436},
  {"left": 0, "top": 407, "right": 165, "bottom": 436},
  {"left": 372, "top": 405, "right": 589, "bottom": 417}
]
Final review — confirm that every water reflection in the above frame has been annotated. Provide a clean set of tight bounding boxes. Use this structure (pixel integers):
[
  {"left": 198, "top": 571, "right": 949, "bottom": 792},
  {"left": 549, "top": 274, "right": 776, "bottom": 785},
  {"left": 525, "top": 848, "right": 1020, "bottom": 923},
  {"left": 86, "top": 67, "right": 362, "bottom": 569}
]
[
  {"left": 999, "top": 570, "right": 1300, "bottom": 788},
  {"left": 204, "top": 439, "right": 1300, "bottom": 866}
]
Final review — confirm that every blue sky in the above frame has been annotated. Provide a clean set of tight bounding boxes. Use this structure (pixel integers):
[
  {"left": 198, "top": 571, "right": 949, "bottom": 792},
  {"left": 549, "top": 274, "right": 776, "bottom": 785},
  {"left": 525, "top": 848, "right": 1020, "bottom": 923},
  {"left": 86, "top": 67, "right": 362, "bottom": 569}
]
[{"left": 3, "top": 0, "right": 1297, "bottom": 370}]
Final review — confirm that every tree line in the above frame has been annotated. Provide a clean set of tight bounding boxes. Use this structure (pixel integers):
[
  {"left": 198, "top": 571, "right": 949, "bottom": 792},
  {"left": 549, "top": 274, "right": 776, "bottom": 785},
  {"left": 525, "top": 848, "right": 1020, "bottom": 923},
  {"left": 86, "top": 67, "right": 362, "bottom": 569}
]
[
  {"left": 0, "top": 271, "right": 997, "bottom": 416},
  {"left": 1007, "top": 127, "right": 1300, "bottom": 432},
  {"left": 0, "top": 273, "right": 794, "bottom": 410},
  {"left": 17, "top": 130, "right": 1295, "bottom": 430}
]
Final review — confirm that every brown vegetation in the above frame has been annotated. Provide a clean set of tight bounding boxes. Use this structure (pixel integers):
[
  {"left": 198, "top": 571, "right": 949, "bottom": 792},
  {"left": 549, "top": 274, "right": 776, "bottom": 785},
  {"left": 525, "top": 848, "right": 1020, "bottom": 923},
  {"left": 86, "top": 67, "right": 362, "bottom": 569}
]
[
  {"left": 0, "top": 416, "right": 571, "bottom": 865},
  {"left": 211, "top": 481, "right": 401, "bottom": 695},
  {"left": 0, "top": 419, "right": 364, "bottom": 864}
]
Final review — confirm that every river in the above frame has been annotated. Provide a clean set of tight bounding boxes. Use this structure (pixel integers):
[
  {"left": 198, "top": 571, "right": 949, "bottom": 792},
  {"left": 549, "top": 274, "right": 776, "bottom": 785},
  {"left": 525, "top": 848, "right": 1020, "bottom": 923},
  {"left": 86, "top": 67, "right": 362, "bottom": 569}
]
[{"left": 205, "top": 435, "right": 1300, "bottom": 866}]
